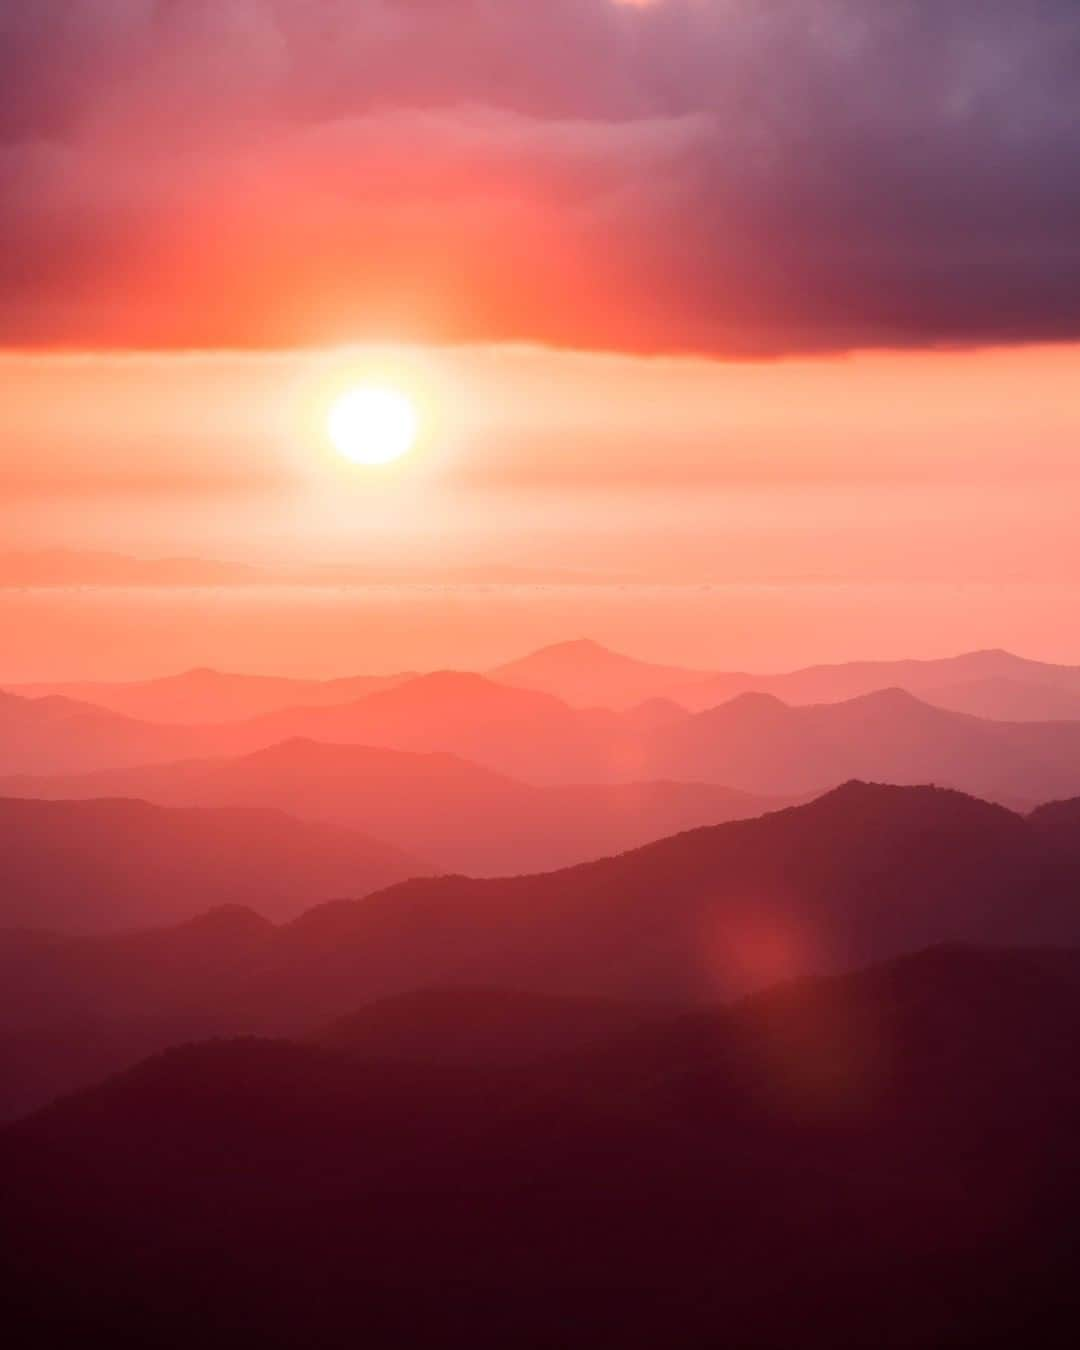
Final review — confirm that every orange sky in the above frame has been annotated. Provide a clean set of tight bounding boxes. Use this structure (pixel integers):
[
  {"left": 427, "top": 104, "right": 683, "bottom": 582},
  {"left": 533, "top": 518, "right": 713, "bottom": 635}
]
[
  {"left": 5, "top": 341, "right": 1080, "bottom": 575},
  {"left": 2, "top": 340, "right": 1080, "bottom": 677}
]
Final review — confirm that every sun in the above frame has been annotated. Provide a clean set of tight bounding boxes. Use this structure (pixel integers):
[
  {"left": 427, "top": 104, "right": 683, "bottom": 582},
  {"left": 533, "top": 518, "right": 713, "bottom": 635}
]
[{"left": 328, "top": 385, "right": 419, "bottom": 465}]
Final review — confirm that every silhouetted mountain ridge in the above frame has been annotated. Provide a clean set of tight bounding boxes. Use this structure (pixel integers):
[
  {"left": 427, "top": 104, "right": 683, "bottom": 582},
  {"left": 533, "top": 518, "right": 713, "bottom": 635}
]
[
  {"left": 7, "top": 944, "right": 1080, "bottom": 1348},
  {"left": 312, "top": 987, "right": 668, "bottom": 1066},
  {"left": 5, "top": 781, "right": 1080, "bottom": 1120}
]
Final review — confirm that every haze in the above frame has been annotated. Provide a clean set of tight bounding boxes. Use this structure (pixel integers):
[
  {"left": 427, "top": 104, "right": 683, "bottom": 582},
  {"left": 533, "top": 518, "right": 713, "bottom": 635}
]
[{"left": 5, "top": 5, "right": 1080, "bottom": 1348}]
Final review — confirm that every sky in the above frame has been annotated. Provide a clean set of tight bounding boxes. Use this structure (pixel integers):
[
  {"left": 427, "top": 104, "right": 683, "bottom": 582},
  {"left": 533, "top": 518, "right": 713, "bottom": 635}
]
[{"left": 2, "top": 1, "right": 1079, "bottom": 675}]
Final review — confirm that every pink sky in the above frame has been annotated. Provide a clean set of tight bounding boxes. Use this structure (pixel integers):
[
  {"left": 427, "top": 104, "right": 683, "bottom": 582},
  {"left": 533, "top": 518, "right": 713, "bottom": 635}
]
[
  {"left": 2, "top": 340, "right": 1080, "bottom": 678},
  {"left": 4, "top": 342, "right": 1079, "bottom": 579},
  {"left": 2, "top": 3, "right": 1078, "bottom": 677}
]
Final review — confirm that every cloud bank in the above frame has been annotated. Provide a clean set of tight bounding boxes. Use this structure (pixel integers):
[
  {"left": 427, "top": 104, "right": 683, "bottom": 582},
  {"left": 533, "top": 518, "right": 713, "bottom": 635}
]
[{"left": 1, "top": 0, "right": 1078, "bottom": 354}]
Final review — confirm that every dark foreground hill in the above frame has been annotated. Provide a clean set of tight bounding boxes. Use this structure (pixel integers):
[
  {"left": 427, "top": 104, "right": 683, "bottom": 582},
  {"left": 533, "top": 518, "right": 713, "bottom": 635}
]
[
  {"left": 311, "top": 987, "right": 667, "bottom": 1065},
  {"left": 5, "top": 946, "right": 1080, "bottom": 1349},
  {"left": 0, "top": 796, "right": 428, "bottom": 931},
  {"left": 5, "top": 782, "right": 1080, "bottom": 1118}
]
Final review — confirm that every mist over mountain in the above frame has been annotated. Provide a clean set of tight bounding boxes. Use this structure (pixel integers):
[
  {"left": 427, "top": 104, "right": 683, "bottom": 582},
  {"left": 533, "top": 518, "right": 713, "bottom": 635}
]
[
  {"left": 491, "top": 638, "right": 711, "bottom": 710},
  {"left": 218, "top": 674, "right": 1080, "bottom": 802},
  {"left": 219, "top": 671, "right": 631, "bottom": 783},
  {"left": 0, "top": 675, "right": 618, "bottom": 780},
  {"left": 490, "top": 639, "right": 1080, "bottom": 715},
  {"left": 6, "top": 0, "right": 1079, "bottom": 1339},
  {"left": 647, "top": 687, "right": 1080, "bottom": 801},
  {"left": 920, "top": 675, "right": 1080, "bottom": 722},
  {"left": 16, "top": 640, "right": 1080, "bottom": 729},
  {"left": 0, "top": 796, "right": 428, "bottom": 932},
  {"left": 10, "top": 668, "right": 416, "bottom": 725},
  {"left": 5, "top": 781, "right": 1080, "bottom": 1120},
  {"left": 11, "top": 645, "right": 1080, "bottom": 805},
  {"left": 0, "top": 739, "right": 785, "bottom": 876},
  {"left": 0, "top": 690, "right": 196, "bottom": 775}
]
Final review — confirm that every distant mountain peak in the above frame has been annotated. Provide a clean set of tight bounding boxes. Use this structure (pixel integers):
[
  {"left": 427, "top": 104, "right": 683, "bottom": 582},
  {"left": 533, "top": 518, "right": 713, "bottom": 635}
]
[
  {"left": 495, "top": 638, "right": 694, "bottom": 675},
  {"left": 171, "top": 904, "right": 275, "bottom": 937},
  {"left": 540, "top": 638, "right": 612, "bottom": 654},
  {"left": 507, "top": 639, "right": 631, "bottom": 666},
  {"left": 844, "top": 686, "right": 929, "bottom": 710},
  {"left": 812, "top": 778, "right": 931, "bottom": 804},
  {"left": 805, "top": 778, "right": 1023, "bottom": 823},
  {"left": 407, "top": 669, "right": 497, "bottom": 689},
  {"left": 708, "top": 690, "right": 791, "bottom": 716}
]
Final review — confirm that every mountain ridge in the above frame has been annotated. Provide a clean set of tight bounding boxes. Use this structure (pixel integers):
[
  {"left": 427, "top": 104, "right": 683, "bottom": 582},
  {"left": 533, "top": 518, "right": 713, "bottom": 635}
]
[
  {"left": 4, "top": 780, "right": 1079, "bottom": 1119},
  {"left": 0, "top": 794, "right": 430, "bottom": 933},
  {"left": 8, "top": 943, "right": 1080, "bottom": 1348}
]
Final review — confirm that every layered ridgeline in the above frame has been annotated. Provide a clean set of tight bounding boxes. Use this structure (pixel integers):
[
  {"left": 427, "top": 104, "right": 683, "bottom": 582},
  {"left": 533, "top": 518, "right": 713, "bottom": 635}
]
[
  {"left": 6, "top": 667, "right": 417, "bottom": 723},
  {"left": 493, "top": 639, "right": 1080, "bottom": 718},
  {"left": 6, "top": 944, "right": 1080, "bottom": 1348},
  {"left": 5, "top": 783, "right": 1080, "bottom": 1119},
  {"left": 0, "top": 795, "right": 430, "bottom": 930},
  {"left": 0, "top": 740, "right": 787, "bottom": 876},
  {"left": 9, "top": 666, "right": 1080, "bottom": 802},
  {"left": 18, "top": 641, "right": 1080, "bottom": 721}
]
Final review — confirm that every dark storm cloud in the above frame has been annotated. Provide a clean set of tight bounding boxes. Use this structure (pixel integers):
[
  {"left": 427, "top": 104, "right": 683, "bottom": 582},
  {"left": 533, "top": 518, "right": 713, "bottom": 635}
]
[{"left": 0, "top": 0, "right": 1078, "bottom": 353}]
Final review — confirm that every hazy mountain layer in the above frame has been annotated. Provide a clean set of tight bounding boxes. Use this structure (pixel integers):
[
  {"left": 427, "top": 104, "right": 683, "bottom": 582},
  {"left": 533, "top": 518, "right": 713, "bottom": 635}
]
[{"left": 5, "top": 782, "right": 1080, "bottom": 1119}]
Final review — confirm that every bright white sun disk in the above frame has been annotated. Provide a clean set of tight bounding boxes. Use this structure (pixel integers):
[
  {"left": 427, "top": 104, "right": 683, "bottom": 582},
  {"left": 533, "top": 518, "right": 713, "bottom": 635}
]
[{"left": 328, "top": 386, "right": 419, "bottom": 465}]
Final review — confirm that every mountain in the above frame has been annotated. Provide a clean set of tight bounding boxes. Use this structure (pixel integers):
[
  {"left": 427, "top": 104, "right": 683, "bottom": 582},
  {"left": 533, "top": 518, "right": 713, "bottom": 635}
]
[
  {"left": 13, "top": 643, "right": 1080, "bottom": 757},
  {"left": 6, "top": 946, "right": 1080, "bottom": 1349},
  {"left": 0, "top": 689, "right": 199, "bottom": 774},
  {"left": 676, "top": 646, "right": 1080, "bottom": 711},
  {"left": 647, "top": 687, "right": 1080, "bottom": 801},
  {"left": 491, "top": 638, "right": 708, "bottom": 709},
  {"left": 7, "top": 667, "right": 416, "bottom": 724},
  {"left": 218, "top": 675, "right": 1080, "bottom": 801},
  {"left": 5, "top": 781, "right": 1080, "bottom": 1118},
  {"left": 1027, "top": 794, "right": 1080, "bottom": 835},
  {"left": 221, "top": 671, "right": 635, "bottom": 783},
  {"left": 489, "top": 639, "right": 1080, "bottom": 713},
  {"left": 0, "top": 906, "right": 277, "bottom": 1123},
  {"left": 0, "top": 674, "right": 611, "bottom": 783},
  {"left": 0, "top": 739, "right": 784, "bottom": 875},
  {"left": 0, "top": 796, "right": 428, "bottom": 932},
  {"left": 921, "top": 675, "right": 1080, "bottom": 722},
  {"left": 0, "top": 672, "right": 628, "bottom": 784},
  {"left": 312, "top": 987, "right": 665, "bottom": 1066},
  {"left": 9, "top": 672, "right": 1080, "bottom": 806}
]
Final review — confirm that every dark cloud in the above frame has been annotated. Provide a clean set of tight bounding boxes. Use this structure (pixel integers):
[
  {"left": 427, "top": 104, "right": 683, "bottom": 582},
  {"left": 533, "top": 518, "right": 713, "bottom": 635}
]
[{"left": 0, "top": 0, "right": 1077, "bottom": 353}]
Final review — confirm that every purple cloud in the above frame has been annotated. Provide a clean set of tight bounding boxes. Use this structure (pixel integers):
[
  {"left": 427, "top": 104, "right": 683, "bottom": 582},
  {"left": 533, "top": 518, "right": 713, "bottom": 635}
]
[{"left": 0, "top": 0, "right": 1077, "bottom": 353}]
